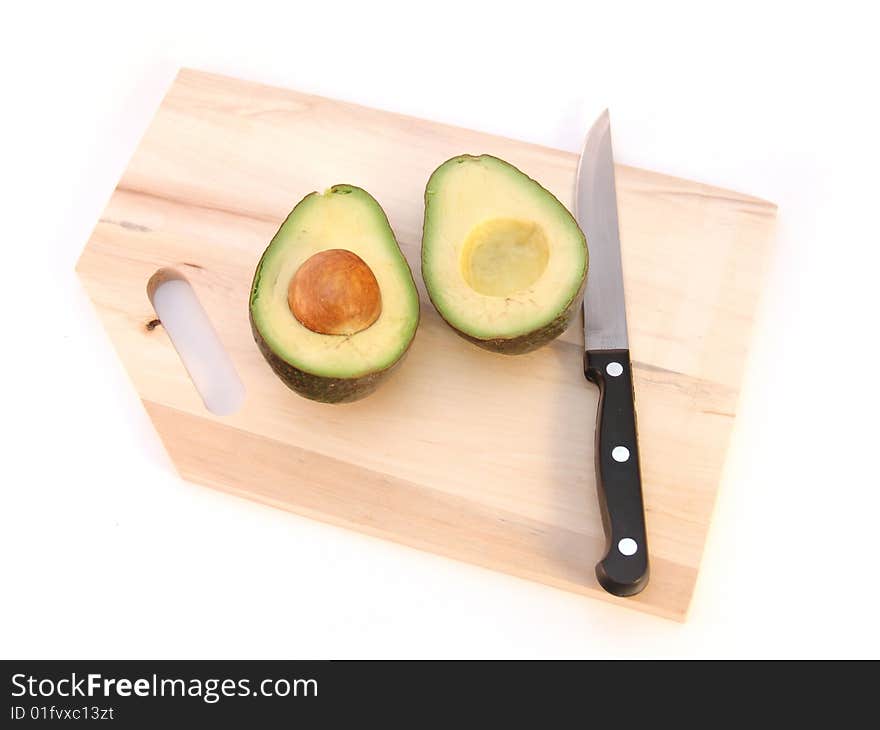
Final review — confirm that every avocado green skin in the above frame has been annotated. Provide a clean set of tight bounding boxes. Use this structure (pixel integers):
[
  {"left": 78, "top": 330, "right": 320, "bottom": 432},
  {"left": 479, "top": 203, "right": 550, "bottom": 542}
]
[
  {"left": 249, "top": 184, "right": 419, "bottom": 404},
  {"left": 248, "top": 310, "right": 410, "bottom": 404},
  {"left": 422, "top": 154, "right": 588, "bottom": 355},
  {"left": 440, "top": 274, "right": 586, "bottom": 355}
]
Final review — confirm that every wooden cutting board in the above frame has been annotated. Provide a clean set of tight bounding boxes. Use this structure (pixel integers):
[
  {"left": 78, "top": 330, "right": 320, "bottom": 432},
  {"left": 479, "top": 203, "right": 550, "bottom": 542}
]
[{"left": 76, "top": 68, "right": 776, "bottom": 621}]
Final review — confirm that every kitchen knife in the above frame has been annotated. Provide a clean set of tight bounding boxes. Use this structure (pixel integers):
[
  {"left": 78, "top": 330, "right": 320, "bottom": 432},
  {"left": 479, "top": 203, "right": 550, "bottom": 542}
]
[{"left": 575, "top": 110, "right": 650, "bottom": 597}]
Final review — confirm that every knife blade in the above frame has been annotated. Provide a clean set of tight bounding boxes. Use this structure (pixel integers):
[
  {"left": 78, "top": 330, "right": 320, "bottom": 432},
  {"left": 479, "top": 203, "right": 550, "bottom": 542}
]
[{"left": 575, "top": 110, "right": 650, "bottom": 597}]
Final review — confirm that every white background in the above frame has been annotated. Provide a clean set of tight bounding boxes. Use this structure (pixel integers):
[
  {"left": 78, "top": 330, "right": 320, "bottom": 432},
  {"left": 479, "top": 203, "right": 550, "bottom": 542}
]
[{"left": 2, "top": 1, "right": 879, "bottom": 658}]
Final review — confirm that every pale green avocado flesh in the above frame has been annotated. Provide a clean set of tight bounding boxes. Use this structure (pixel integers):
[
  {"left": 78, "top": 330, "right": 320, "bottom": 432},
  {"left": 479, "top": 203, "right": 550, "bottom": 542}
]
[
  {"left": 421, "top": 155, "right": 588, "bottom": 355},
  {"left": 249, "top": 185, "right": 419, "bottom": 403}
]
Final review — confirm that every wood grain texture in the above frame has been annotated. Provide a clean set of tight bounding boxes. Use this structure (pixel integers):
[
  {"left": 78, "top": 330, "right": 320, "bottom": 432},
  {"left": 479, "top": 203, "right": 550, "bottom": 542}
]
[{"left": 76, "top": 69, "right": 776, "bottom": 620}]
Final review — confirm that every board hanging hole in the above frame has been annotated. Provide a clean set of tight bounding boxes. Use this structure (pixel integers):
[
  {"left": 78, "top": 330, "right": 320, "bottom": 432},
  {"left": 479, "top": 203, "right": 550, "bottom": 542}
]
[{"left": 147, "top": 269, "right": 245, "bottom": 416}]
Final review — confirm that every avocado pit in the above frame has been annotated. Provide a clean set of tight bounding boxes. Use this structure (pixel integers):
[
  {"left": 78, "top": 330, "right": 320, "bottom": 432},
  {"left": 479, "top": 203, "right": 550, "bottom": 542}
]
[{"left": 288, "top": 249, "right": 382, "bottom": 335}]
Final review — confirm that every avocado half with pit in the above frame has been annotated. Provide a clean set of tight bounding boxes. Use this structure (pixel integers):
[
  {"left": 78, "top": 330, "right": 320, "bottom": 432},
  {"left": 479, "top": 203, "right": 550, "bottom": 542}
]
[
  {"left": 422, "top": 155, "right": 588, "bottom": 354},
  {"left": 249, "top": 185, "right": 419, "bottom": 403}
]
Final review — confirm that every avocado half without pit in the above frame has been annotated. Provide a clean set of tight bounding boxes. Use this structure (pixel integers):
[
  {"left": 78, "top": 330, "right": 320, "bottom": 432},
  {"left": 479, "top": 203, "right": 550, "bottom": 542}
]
[
  {"left": 249, "top": 185, "right": 420, "bottom": 403},
  {"left": 422, "top": 155, "right": 588, "bottom": 354}
]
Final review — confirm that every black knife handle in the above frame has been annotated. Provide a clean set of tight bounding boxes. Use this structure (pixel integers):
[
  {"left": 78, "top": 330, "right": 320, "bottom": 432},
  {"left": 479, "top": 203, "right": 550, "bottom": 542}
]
[{"left": 584, "top": 349, "right": 650, "bottom": 596}]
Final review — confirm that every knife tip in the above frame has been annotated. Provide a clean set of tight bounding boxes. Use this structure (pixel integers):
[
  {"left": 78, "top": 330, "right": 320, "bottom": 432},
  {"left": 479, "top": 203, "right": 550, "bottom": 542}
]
[{"left": 585, "top": 109, "right": 611, "bottom": 143}]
